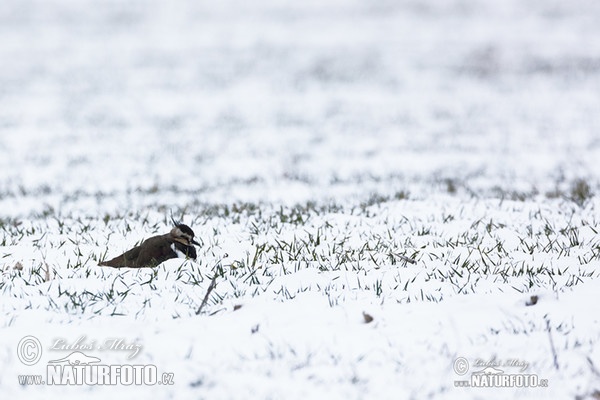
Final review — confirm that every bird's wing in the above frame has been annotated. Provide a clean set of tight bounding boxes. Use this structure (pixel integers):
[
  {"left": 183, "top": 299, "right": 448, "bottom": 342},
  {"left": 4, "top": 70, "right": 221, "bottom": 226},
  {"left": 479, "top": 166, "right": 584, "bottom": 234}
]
[
  {"left": 135, "top": 236, "right": 178, "bottom": 268},
  {"left": 98, "top": 244, "right": 142, "bottom": 267}
]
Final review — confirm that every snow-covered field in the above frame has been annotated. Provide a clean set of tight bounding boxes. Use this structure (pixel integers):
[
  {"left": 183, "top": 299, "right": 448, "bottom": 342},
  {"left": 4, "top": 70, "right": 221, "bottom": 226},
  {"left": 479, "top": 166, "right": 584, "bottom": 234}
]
[{"left": 1, "top": 0, "right": 599, "bottom": 398}]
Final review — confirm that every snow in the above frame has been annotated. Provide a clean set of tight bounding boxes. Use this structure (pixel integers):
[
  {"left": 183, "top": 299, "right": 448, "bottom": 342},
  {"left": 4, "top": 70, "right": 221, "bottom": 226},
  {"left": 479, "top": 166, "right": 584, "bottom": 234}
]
[{"left": 1, "top": 0, "right": 600, "bottom": 398}]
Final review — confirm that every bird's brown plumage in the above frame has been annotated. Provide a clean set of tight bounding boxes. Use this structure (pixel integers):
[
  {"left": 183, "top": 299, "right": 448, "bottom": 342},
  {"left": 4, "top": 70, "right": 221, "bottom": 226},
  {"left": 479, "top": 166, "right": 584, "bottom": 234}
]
[{"left": 99, "top": 225, "right": 199, "bottom": 268}]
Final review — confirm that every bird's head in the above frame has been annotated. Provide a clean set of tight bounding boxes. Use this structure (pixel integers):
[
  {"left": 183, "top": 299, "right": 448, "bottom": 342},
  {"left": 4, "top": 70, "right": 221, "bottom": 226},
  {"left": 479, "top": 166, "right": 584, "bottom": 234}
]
[{"left": 170, "top": 224, "right": 200, "bottom": 247}]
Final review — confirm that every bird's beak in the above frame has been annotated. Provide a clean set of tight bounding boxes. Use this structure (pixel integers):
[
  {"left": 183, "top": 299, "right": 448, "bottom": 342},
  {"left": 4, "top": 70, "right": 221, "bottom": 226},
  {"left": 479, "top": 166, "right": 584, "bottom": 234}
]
[{"left": 191, "top": 239, "right": 200, "bottom": 246}]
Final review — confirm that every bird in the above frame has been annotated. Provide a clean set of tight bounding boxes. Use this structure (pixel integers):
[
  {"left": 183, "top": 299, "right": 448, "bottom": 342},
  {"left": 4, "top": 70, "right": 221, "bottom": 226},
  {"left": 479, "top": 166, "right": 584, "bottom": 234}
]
[{"left": 99, "top": 224, "right": 200, "bottom": 268}]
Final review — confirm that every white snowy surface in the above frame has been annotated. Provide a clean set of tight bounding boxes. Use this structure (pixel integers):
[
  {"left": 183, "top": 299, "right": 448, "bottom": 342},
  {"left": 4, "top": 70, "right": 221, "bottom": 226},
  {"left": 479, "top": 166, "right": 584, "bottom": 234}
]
[{"left": 1, "top": 0, "right": 600, "bottom": 398}]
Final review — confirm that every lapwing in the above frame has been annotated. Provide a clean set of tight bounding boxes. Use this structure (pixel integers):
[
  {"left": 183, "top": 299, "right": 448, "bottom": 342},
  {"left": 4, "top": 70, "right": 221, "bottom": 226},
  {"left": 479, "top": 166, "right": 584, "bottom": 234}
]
[{"left": 99, "top": 224, "right": 200, "bottom": 268}]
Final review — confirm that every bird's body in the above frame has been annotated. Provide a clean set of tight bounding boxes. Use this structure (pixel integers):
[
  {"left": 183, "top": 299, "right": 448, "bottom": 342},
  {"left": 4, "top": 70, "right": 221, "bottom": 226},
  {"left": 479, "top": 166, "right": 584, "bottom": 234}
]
[{"left": 99, "top": 224, "right": 199, "bottom": 268}]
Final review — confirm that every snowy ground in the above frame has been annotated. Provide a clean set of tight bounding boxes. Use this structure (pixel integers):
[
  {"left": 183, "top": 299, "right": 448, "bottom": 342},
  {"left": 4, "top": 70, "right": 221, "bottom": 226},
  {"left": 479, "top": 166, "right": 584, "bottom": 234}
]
[{"left": 1, "top": 0, "right": 600, "bottom": 398}]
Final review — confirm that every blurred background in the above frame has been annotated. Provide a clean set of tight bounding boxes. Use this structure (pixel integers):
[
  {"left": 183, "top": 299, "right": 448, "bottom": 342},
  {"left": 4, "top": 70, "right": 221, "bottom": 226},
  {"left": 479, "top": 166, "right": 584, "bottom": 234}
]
[{"left": 1, "top": 0, "right": 599, "bottom": 216}]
